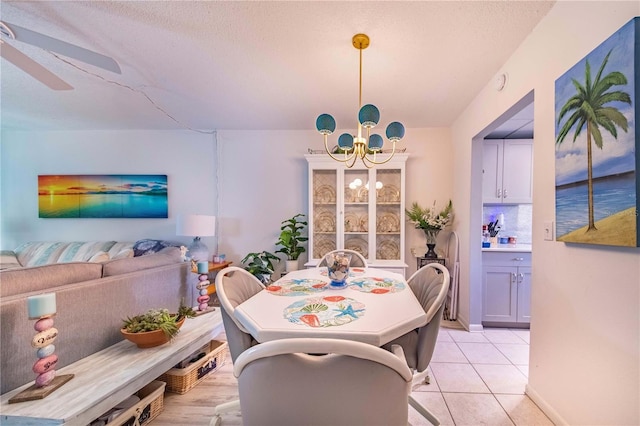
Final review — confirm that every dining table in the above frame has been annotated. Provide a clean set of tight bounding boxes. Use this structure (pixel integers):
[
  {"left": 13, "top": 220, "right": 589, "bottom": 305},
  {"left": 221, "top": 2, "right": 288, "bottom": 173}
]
[{"left": 233, "top": 266, "right": 427, "bottom": 347}]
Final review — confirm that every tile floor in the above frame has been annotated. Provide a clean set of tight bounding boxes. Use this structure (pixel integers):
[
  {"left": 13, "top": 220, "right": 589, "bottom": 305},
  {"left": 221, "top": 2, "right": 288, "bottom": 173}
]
[
  {"left": 408, "top": 325, "right": 554, "bottom": 425},
  {"left": 156, "top": 325, "right": 555, "bottom": 425}
]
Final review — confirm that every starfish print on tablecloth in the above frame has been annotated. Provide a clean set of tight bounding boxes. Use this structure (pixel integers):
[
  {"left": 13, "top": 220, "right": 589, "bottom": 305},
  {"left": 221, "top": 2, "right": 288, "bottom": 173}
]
[{"left": 334, "top": 304, "right": 365, "bottom": 319}]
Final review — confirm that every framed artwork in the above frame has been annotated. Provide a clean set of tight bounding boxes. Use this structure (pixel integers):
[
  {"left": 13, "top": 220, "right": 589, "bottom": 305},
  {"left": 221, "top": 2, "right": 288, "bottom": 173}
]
[
  {"left": 38, "top": 175, "right": 168, "bottom": 218},
  {"left": 555, "top": 17, "right": 639, "bottom": 247}
]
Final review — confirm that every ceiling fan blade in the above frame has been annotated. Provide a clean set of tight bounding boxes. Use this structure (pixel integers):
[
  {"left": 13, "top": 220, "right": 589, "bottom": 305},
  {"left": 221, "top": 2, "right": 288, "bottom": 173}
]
[
  {"left": 1, "top": 40, "right": 73, "bottom": 90},
  {"left": 3, "top": 21, "right": 121, "bottom": 74}
]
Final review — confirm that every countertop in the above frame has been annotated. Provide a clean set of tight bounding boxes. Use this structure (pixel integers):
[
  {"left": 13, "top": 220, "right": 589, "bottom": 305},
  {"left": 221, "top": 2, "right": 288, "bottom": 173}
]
[{"left": 482, "top": 244, "right": 532, "bottom": 253}]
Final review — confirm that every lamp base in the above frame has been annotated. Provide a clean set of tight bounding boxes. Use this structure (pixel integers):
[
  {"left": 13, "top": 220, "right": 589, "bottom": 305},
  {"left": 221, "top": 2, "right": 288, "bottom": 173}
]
[{"left": 187, "top": 237, "right": 210, "bottom": 262}]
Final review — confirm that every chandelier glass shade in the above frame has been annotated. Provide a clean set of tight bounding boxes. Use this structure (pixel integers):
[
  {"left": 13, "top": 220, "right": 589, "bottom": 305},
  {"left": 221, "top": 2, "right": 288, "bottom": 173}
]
[{"left": 316, "top": 34, "right": 405, "bottom": 168}]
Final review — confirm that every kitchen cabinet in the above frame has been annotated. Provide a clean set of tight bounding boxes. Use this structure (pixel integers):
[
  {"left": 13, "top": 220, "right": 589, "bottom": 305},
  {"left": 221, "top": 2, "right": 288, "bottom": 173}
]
[
  {"left": 482, "top": 252, "right": 531, "bottom": 325},
  {"left": 482, "top": 139, "right": 533, "bottom": 204},
  {"left": 305, "top": 153, "right": 408, "bottom": 276}
]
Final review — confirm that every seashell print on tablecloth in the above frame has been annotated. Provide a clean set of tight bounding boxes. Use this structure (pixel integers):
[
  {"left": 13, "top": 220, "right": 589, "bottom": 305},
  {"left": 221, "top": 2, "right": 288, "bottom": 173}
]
[
  {"left": 265, "top": 279, "right": 329, "bottom": 296},
  {"left": 284, "top": 296, "right": 365, "bottom": 328},
  {"left": 348, "top": 277, "right": 406, "bottom": 294}
]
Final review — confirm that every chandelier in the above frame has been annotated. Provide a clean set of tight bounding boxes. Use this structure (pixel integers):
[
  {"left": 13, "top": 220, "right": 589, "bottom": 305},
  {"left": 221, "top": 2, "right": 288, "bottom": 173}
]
[{"left": 315, "top": 34, "right": 405, "bottom": 169}]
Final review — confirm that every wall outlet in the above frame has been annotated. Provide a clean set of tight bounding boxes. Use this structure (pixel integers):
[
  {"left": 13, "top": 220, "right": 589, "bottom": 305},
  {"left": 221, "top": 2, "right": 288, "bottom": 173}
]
[{"left": 543, "top": 221, "right": 554, "bottom": 241}]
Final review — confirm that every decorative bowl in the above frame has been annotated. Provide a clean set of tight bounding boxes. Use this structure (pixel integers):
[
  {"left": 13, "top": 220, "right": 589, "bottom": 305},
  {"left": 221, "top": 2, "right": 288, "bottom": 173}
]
[{"left": 120, "top": 316, "right": 185, "bottom": 348}]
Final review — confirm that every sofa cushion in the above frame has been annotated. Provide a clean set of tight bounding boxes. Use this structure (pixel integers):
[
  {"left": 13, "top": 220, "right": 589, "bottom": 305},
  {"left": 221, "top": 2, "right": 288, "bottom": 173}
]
[
  {"left": 112, "top": 248, "right": 134, "bottom": 259},
  {"left": 132, "top": 239, "right": 182, "bottom": 257},
  {"left": 15, "top": 242, "right": 68, "bottom": 267},
  {"left": 107, "top": 242, "right": 134, "bottom": 259},
  {"left": 14, "top": 241, "right": 118, "bottom": 266},
  {"left": 56, "top": 242, "right": 117, "bottom": 263},
  {"left": 0, "top": 262, "right": 103, "bottom": 298},
  {"left": 88, "top": 251, "right": 110, "bottom": 263},
  {"left": 0, "top": 251, "right": 21, "bottom": 271},
  {"left": 102, "top": 247, "right": 182, "bottom": 277}
]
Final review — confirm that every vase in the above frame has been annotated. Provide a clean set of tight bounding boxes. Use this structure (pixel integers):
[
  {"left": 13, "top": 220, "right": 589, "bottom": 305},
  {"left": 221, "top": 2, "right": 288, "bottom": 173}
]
[
  {"left": 425, "top": 243, "right": 437, "bottom": 258},
  {"left": 423, "top": 229, "right": 439, "bottom": 258},
  {"left": 325, "top": 252, "right": 352, "bottom": 289}
]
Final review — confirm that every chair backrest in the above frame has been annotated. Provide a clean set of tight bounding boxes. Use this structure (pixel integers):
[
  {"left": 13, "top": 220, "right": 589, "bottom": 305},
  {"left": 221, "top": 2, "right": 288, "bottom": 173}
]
[
  {"left": 214, "top": 266, "right": 265, "bottom": 362},
  {"left": 407, "top": 263, "right": 450, "bottom": 372},
  {"left": 316, "top": 249, "right": 367, "bottom": 268},
  {"left": 233, "top": 338, "right": 412, "bottom": 426}
]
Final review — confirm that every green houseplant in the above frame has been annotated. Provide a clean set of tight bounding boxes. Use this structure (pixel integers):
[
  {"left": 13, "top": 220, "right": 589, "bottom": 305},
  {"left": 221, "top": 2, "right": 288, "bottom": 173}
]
[
  {"left": 241, "top": 251, "right": 280, "bottom": 284},
  {"left": 121, "top": 302, "right": 196, "bottom": 348},
  {"left": 275, "top": 214, "right": 308, "bottom": 272}
]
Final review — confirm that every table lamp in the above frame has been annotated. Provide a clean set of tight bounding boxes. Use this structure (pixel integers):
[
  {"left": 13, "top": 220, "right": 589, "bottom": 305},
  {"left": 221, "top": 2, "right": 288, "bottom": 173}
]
[{"left": 176, "top": 214, "right": 216, "bottom": 262}]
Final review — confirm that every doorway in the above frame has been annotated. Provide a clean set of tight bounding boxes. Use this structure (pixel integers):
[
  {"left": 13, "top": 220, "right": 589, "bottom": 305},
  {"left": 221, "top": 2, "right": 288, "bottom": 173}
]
[{"left": 468, "top": 91, "right": 535, "bottom": 331}]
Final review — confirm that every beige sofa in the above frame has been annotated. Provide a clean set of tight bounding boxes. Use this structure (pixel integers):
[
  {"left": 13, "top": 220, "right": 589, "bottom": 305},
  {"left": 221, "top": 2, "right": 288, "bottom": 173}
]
[{"left": 0, "top": 241, "right": 191, "bottom": 394}]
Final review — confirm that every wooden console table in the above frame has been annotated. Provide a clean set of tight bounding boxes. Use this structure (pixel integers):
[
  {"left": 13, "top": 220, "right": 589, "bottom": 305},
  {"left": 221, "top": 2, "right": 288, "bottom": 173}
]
[
  {"left": 190, "top": 260, "right": 232, "bottom": 274},
  {"left": 0, "top": 311, "right": 223, "bottom": 426}
]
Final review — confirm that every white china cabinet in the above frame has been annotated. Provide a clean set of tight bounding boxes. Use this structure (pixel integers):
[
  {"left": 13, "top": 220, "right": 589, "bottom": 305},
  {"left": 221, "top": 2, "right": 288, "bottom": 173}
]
[{"left": 305, "top": 153, "right": 408, "bottom": 276}]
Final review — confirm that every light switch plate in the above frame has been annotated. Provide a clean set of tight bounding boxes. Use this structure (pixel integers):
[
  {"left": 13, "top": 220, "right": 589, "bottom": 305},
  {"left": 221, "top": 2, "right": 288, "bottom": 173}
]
[{"left": 544, "top": 221, "right": 554, "bottom": 241}]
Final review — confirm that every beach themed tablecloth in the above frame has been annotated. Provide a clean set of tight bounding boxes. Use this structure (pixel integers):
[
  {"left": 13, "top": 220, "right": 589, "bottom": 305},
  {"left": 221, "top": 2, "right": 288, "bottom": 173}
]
[
  {"left": 284, "top": 295, "right": 365, "bottom": 327},
  {"left": 348, "top": 276, "right": 406, "bottom": 294},
  {"left": 265, "top": 278, "right": 329, "bottom": 296}
]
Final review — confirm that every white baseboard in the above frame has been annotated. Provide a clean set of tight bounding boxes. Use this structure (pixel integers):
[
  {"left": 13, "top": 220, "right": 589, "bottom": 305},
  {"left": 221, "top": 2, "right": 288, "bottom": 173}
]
[
  {"left": 468, "top": 323, "right": 484, "bottom": 332},
  {"left": 525, "top": 384, "right": 568, "bottom": 425}
]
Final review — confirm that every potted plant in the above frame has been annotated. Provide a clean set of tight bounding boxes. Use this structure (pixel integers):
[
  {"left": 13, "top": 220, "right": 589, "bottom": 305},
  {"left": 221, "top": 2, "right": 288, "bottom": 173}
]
[
  {"left": 121, "top": 302, "right": 196, "bottom": 348},
  {"left": 241, "top": 250, "right": 280, "bottom": 284},
  {"left": 275, "top": 213, "right": 308, "bottom": 272},
  {"left": 405, "top": 200, "right": 453, "bottom": 258}
]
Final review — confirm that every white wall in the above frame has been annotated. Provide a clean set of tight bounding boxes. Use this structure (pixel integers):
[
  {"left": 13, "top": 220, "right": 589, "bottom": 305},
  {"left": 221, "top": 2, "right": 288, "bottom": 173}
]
[
  {"left": 451, "top": 2, "right": 640, "bottom": 424},
  {"left": 0, "top": 130, "right": 218, "bottom": 250}
]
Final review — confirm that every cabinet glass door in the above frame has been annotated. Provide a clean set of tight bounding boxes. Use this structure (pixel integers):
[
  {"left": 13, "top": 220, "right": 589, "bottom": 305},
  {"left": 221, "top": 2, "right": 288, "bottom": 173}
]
[
  {"left": 311, "top": 169, "right": 337, "bottom": 259},
  {"left": 344, "top": 169, "right": 369, "bottom": 260},
  {"left": 375, "top": 169, "right": 402, "bottom": 260}
]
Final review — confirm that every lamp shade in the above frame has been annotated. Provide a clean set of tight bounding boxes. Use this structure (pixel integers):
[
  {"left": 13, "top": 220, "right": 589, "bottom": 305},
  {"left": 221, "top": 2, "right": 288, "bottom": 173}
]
[
  {"left": 176, "top": 214, "right": 216, "bottom": 237},
  {"left": 368, "top": 134, "right": 383, "bottom": 151},
  {"left": 338, "top": 133, "right": 354, "bottom": 150},
  {"left": 358, "top": 104, "right": 380, "bottom": 128},
  {"left": 316, "top": 114, "right": 336, "bottom": 135},
  {"left": 386, "top": 121, "right": 405, "bottom": 141}
]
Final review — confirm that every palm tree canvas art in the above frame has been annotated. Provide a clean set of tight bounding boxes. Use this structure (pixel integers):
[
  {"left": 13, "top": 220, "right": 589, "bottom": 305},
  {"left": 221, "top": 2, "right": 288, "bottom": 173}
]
[{"left": 555, "top": 17, "right": 639, "bottom": 247}]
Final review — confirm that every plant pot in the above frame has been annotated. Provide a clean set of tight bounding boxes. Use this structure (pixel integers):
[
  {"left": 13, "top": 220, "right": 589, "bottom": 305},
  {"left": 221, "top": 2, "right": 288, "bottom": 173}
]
[
  {"left": 121, "top": 316, "right": 185, "bottom": 348},
  {"left": 285, "top": 260, "right": 299, "bottom": 272}
]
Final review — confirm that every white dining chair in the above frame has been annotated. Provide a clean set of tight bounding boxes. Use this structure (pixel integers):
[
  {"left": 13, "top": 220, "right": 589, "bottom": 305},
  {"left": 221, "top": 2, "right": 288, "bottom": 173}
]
[
  {"left": 211, "top": 266, "right": 265, "bottom": 426},
  {"left": 382, "top": 262, "right": 450, "bottom": 426},
  {"left": 233, "top": 337, "right": 413, "bottom": 426}
]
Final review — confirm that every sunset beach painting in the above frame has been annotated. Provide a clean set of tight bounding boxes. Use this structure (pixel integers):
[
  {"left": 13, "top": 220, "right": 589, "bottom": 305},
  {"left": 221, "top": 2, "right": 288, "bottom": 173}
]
[
  {"left": 554, "top": 17, "right": 639, "bottom": 248},
  {"left": 38, "top": 175, "right": 168, "bottom": 218}
]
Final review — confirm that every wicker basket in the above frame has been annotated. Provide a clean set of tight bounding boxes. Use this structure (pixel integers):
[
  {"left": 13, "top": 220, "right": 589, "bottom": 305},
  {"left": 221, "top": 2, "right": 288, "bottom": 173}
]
[
  {"left": 159, "top": 340, "right": 227, "bottom": 394},
  {"left": 109, "top": 380, "right": 166, "bottom": 426}
]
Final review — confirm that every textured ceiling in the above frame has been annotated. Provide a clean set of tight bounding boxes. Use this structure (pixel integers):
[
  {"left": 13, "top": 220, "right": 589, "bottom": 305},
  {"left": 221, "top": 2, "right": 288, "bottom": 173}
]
[{"left": 0, "top": 1, "right": 554, "bottom": 132}]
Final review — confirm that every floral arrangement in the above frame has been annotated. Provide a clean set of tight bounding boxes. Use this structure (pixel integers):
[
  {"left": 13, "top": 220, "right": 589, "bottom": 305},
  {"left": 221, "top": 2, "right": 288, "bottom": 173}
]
[{"left": 405, "top": 200, "right": 453, "bottom": 243}]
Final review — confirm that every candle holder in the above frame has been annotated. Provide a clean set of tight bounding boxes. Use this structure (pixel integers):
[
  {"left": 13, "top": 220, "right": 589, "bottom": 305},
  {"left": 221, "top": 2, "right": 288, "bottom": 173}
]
[{"left": 9, "top": 294, "right": 74, "bottom": 403}]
